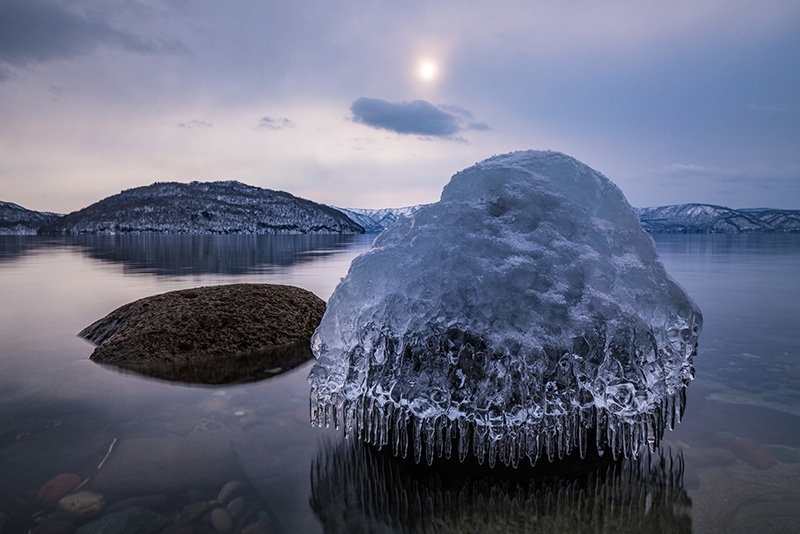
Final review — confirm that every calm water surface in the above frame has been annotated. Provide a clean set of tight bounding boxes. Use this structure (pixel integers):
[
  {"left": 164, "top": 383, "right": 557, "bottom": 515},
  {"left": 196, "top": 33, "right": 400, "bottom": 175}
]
[{"left": 0, "top": 233, "right": 798, "bottom": 533}]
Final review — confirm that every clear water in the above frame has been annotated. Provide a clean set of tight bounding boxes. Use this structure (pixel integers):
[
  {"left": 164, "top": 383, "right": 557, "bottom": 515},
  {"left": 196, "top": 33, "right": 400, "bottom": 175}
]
[{"left": 0, "top": 233, "right": 798, "bottom": 533}]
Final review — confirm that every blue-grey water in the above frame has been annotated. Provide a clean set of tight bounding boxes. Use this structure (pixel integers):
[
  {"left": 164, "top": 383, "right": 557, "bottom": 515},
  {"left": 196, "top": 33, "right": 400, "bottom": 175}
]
[{"left": 0, "top": 233, "right": 798, "bottom": 533}]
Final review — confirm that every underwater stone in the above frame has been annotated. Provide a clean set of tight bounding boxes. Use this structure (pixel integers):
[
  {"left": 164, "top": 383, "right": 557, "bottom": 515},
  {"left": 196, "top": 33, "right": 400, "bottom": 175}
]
[{"left": 308, "top": 150, "right": 702, "bottom": 468}]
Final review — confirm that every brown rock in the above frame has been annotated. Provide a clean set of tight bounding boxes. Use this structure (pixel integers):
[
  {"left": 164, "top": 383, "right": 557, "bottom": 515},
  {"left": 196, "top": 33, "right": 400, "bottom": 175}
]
[
  {"left": 179, "top": 501, "right": 210, "bottom": 524},
  {"left": 217, "top": 481, "right": 250, "bottom": 505},
  {"left": 29, "top": 520, "right": 77, "bottom": 534},
  {"left": 37, "top": 473, "right": 82, "bottom": 505},
  {"left": 681, "top": 447, "right": 736, "bottom": 468},
  {"left": 78, "top": 284, "right": 324, "bottom": 384},
  {"left": 57, "top": 491, "right": 105, "bottom": 522},
  {"left": 726, "top": 437, "right": 778, "bottom": 469},
  {"left": 105, "top": 493, "right": 167, "bottom": 513},
  {"left": 226, "top": 496, "right": 248, "bottom": 520},
  {"left": 210, "top": 507, "right": 233, "bottom": 533},
  {"left": 241, "top": 518, "right": 273, "bottom": 534}
]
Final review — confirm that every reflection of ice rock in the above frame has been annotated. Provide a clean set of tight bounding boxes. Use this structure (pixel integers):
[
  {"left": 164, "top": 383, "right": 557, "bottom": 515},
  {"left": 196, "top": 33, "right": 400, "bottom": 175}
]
[
  {"left": 310, "top": 438, "right": 690, "bottom": 533},
  {"left": 309, "top": 150, "right": 702, "bottom": 468}
]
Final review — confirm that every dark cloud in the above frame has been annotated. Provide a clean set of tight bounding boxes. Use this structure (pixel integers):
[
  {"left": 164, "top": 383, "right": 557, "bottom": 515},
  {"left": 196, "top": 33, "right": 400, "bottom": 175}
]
[
  {"left": 0, "top": 0, "right": 168, "bottom": 68},
  {"left": 257, "top": 116, "right": 295, "bottom": 130},
  {"left": 178, "top": 120, "right": 213, "bottom": 129},
  {"left": 350, "top": 97, "right": 489, "bottom": 138}
]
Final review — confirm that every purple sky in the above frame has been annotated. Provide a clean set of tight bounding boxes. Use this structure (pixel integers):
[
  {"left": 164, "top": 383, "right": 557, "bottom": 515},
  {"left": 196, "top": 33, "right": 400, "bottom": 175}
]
[{"left": 1, "top": 0, "right": 799, "bottom": 213}]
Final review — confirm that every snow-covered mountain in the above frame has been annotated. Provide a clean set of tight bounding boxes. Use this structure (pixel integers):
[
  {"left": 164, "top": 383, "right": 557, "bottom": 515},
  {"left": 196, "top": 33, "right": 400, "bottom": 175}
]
[
  {"left": 38, "top": 181, "right": 365, "bottom": 235},
  {"left": 0, "top": 201, "right": 62, "bottom": 235},
  {"left": 340, "top": 203, "right": 800, "bottom": 235},
  {"left": 332, "top": 205, "right": 426, "bottom": 233},
  {"left": 3, "top": 184, "right": 798, "bottom": 236},
  {"left": 634, "top": 204, "right": 800, "bottom": 233}
]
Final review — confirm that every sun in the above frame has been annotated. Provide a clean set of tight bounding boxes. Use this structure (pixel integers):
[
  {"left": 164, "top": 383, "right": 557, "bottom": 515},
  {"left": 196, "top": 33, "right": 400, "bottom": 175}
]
[{"left": 418, "top": 59, "right": 437, "bottom": 82}]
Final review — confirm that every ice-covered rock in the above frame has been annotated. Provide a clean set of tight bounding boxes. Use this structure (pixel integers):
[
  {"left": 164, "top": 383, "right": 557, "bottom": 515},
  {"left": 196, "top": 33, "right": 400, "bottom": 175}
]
[{"left": 308, "top": 150, "right": 702, "bottom": 468}]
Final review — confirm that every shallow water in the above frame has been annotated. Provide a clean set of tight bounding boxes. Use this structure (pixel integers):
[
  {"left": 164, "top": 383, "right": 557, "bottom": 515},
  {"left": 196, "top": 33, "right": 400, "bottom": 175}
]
[{"left": 0, "top": 233, "right": 798, "bottom": 533}]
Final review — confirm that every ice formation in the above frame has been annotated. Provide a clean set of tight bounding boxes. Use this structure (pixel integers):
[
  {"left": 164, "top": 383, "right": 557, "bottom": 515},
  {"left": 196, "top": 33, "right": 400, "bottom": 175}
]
[{"left": 308, "top": 150, "right": 702, "bottom": 468}]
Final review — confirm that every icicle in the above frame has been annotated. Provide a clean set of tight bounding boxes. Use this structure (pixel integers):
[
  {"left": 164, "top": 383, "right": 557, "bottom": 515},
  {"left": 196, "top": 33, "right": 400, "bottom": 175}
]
[
  {"left": 666, "top": 393, "right": 677, "bottom": 431},
  {"left": 578, "top": 410, "right": 589, "bottom": 459},
  {"left": 392, "top": 407, "right": 401, "bottom": 457},
  {"left": 344, "top": 401, "right": 356, "bottom": 440},
  {"left": 458, "top": 419, "right": 470, "bottom": 463},
  {"left": 324, "top": 401, "right": 333, "bottom": 429},
  {"left": 487, "top": 438, "right": 497, "bottom": 468},
  {"left": 333, "top": 399, "right": 343, "bottom": 431},
  {"left": 473, "top": 424, "right": 487, "bottom": 465},
  {"left": 595, "top": 410, "right": 606, "bottom": 457},
  {"left": 309, "top": 389, "right": 318, "bottom": 427},
  {"left": 545, "top": 429, "right": 555, "bottom": 462},
  {"left": 413, "top": 417, "right": 424, "bottom": 464},
  {"left": 443, "top": 419, "right": 453, "bottom": 459},
  {"left": 399, "top": 409, "right": 409, "bottom": 459},
  {"left": 510, "top": 436, "right": 521, "bottom": 468},
  {"left": 383, "top": 404, "right": 392, "bottom": 449}
]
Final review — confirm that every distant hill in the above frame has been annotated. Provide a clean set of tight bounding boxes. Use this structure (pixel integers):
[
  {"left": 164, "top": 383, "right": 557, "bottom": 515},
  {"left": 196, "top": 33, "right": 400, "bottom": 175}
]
[
  {"left": 332, "top": 205, "right": 426, "bottom": 233},
  {"left": 634, "top": 204, "right": 800, "bottom": 233},
  {"left": 37, "top": 181, "right": 364, "bottom": 235},
  {"left": 0, "top": 201, "right": 62, "bottom": 235}
]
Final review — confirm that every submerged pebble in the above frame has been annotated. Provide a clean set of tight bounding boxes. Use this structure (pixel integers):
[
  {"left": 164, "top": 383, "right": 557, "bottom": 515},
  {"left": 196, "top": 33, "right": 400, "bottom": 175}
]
[
  {"left": 57, "top": 491, "right": 105, "bottom": 522},
  {"left": 29, "top": 520, "right": 77, "bottom": 534},
  {"left": 179, "top": 501, "right": 210, "bottom": 524},
  {"left": 217, "top": 481, "right": 250, "bottom": 505},
  {"left": 726, "top": 437, "right": 778, "bottom": 469},
  {"left": 74, "top": 506, "right": 171, "bottom": 534},
  {"left": 240, "top": 518, "right": 273, "bottom": 534},
  {"left": 211, "top": 507, "right": 233, "bottom": 533},
  {"left": 227, "top": 496, "right": 248, "bottom": 520},
  {"left": 104, "top": 493, "right": 167, "bottom": 514},
  {"left": 37, "top": 473, "right": 82, "bottom": 506}
]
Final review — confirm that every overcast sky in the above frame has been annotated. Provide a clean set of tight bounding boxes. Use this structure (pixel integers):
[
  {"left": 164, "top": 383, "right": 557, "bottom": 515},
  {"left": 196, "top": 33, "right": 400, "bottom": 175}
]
[{"left": 1, "top": 0, "right": 799, "bottom": 213}]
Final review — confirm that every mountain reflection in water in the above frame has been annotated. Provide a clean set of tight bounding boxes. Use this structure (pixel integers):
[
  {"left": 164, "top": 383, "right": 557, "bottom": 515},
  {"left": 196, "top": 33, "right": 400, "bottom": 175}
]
[{"left": 65, "top": 233, "right": 363, "bottom": 276}]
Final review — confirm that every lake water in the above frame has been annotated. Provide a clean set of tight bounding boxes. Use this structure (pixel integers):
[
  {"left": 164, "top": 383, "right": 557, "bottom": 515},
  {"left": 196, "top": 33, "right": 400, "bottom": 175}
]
[{"left": 0, "top": 233, "right": 799, "bottom": 533}]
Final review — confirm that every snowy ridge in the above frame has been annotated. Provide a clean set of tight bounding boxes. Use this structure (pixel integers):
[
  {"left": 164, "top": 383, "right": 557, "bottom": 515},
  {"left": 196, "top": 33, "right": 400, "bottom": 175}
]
[
  {"left": 0, "top": 201, "right": 62, "bottom": 235},
  {"left": 332, "top": 206, "right": 426, "bottom": 233},
  {"left": 634, "top": 204, "right": 800, "bottom": 233},
  {"left": 37, "top": 181, "right": 364, "bottom": 235},
  {"left": 341, "top": 203, "right": 800, "bottom": 235}
]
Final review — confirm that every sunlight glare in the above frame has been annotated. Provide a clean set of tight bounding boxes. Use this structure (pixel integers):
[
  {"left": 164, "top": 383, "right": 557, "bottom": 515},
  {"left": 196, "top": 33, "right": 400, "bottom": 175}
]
[{"left": 418, "top": 59, "right": 437, "bottom": 82}]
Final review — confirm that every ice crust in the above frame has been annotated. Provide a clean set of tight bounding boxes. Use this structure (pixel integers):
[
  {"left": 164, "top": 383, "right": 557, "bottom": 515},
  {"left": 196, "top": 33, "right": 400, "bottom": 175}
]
[{"left": 309, "top": 150, "right": 702, "bottom": 468}]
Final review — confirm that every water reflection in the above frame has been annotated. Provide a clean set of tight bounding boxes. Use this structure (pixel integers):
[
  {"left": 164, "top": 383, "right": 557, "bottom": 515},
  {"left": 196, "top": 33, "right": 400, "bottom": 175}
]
[
  {"left": 65, "top": 234, "right": 366, "bottom": 276},
  {"left": 91, "top": 340, "right": 314, "bottom": 386},
  {"left": 653, "top": 233, "right": 800, "bottom": 257},
  {"left": 311, "top": 438, "right": 690, "bottom": 533},
  {"left": 0, "top": 236, "right": 62, "bottom": 262}
]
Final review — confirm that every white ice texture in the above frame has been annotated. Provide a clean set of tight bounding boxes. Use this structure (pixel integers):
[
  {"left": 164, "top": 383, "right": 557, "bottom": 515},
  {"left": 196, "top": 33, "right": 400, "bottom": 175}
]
[{"left": 309, "top": 151, "right": 702, "bottom": 468}]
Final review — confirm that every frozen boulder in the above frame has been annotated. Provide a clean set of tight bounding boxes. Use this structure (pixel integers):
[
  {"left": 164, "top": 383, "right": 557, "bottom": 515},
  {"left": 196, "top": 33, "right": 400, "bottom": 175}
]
[{"left": 308, "top": 150, "right": 702, "bottom": 468}]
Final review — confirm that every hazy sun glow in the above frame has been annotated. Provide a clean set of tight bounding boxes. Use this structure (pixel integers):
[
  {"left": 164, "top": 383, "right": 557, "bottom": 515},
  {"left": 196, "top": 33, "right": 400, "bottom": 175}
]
[{"left": 418, "top": 59, "right": 437, "bottom": 81}]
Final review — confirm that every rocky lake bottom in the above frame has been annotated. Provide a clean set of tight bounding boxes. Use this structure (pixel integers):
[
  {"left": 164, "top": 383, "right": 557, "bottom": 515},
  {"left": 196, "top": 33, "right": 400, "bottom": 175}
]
[{"left": 0, "top": 233, "right": 799, "bottom": 533}]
